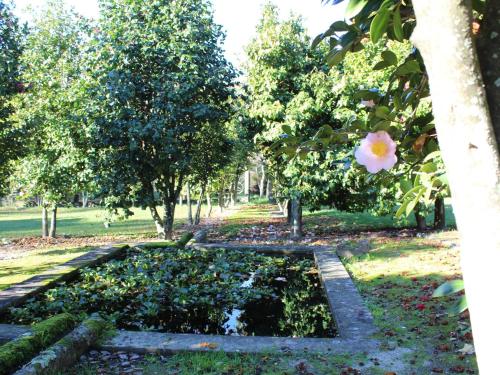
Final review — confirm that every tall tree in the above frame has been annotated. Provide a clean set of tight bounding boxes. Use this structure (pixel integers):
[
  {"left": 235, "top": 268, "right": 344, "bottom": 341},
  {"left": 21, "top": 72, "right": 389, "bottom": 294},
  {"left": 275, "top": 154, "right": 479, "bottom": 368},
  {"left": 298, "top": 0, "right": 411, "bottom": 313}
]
[
  {"left": 14, "top": 1, "right": 91, "bottom": 237},
  {"left": 0, "top": 0, "right": 24, "bottom": 194},
  {"left": 246, "top": 3, "right": 319, "bottom": 238},
  {"left": 88, "top": 0, "right": 235, "bottom": 239}
]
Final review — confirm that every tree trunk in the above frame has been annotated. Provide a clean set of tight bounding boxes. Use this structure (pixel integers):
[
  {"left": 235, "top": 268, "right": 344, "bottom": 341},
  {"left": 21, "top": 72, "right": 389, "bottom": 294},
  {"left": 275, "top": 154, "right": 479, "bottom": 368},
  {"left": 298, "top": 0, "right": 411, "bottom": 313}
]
[
  {"left": 266, "top": 179, "right": 272, "bottom": 200},
  {"left": 290, "top": 198, "right": 302, "bottom": 240},
  {"left": 258, "top": 165, "right": 266, "bottom": 198},
  {"left": 42, "top": 205, "right": 49, "bottom": 238},
  {"left": 194, "top": 183, "right": 206, "bottom": 225},
  {"left": 218, "top": 186, "right": 224, "bottom": 214},
  {"left": 149, "top": 206, "right": 164, "bottom": 238},
  {"left": 231, "top": 172, "right": 239, "bottom": 206},
  {"left": 186, "top": 183, "right": 193, "bottom": 226},
  {"left": 162, "top": 200, "right": 176, "bottom": 240},
  {"left": 286, "top": 199, "right": 292, "bottom": 224},
  {"left": 205, "top": 190, "right": 212, "bottom": 218},
  {"left": 244, "top": 170, "right": 251, "bottom": 202},
  {"left": 414, "top": 205, "right": 426, "bottom": 232},
  {"left": 49, "top": 206, "right": 57, "bottom": 238},
  {"left": 434, "top": 197, "right": 446, "bottom": 230},
  {"left": 82, "top": 192, "right": 88, "bottom": 208},
  {"left": 412, "top": 2, "right": 500, "bottom": 371}
]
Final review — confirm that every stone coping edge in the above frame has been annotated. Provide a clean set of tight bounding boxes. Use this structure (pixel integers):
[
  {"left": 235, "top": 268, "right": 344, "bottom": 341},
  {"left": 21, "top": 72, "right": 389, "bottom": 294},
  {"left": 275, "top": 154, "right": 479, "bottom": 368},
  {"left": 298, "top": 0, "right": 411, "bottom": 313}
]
[{"left": 100, "top": 330, "right": 379, "bottom": 355}]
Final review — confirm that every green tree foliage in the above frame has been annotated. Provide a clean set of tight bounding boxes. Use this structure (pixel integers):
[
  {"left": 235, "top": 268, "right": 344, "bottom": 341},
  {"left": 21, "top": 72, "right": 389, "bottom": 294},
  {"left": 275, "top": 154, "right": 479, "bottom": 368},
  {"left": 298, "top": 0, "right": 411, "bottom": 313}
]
[
  {"left": 0, "top": 0, "right": 24, "bottom": 193},
  {"left": 88, "top": 0, "right": 236, "bottom": 239},
  {"left": 13, "top": 1, "right": 92, "bottom": 237}
]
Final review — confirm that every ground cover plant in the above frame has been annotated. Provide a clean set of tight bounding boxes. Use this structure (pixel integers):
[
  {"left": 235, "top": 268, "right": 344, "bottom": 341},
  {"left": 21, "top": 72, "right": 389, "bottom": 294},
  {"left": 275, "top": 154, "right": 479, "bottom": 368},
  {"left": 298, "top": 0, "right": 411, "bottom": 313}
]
[{"left": 5, "top": 246, "right": 335, "bottom": 338}]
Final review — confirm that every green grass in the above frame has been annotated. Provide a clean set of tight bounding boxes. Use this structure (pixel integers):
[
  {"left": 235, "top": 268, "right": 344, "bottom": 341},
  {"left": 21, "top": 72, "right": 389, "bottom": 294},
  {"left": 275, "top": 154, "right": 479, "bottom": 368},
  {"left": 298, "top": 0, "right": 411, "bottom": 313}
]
[
  {"left": 0, "top": 204, "right": 206, "bottom": 239},
  {"left": 0, "top": 246, "right": 92, "bottom": 291},
  {"left": 343, "top": 234, "right": 477, "bottom": 373},
  {"left": 304, "top": 201, "right": 456, "bottom": 232}
]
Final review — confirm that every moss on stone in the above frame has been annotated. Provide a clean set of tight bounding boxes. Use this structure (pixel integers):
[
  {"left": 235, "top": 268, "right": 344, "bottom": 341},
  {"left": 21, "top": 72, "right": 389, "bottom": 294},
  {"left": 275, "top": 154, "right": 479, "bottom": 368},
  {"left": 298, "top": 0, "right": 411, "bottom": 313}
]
[
  {"left": 176, "top": 232, "right": 194, "bottom": 248},
  {"left": 141, "top": 241, "right": 177, "bottom": 250},
  {"left": 0, "top": 313, "right": 75, "bottom": 375}
]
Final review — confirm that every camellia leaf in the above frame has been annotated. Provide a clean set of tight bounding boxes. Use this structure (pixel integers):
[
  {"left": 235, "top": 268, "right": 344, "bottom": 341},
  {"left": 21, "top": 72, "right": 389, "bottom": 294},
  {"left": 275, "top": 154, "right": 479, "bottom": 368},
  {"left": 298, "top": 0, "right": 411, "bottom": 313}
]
[
  {"left": 326, "top": 48, "right": 347, "bottom": 67},
  {"left": 432, "top": 280, "right": 465, "bottom": 297},
  {"left": 373, "top": 60, "right": 391, "bottom": 70},
  {"left": 381, "top": 50, "right": 398, "bottom": 65},
  {"left": 448, "top": 295, "right": 468, "bottom": 316},
  {"left": 345, "top": 0, "right": 370, "bottom": 19},
  {"left": 395, "top": 60, "right": 421, "bottom": 75},
  {"left": 393, "top": 7, "right": 404, "bottom": 41},
  {"left": 370, "top": 7, "right": 390, "bottom": 43}
]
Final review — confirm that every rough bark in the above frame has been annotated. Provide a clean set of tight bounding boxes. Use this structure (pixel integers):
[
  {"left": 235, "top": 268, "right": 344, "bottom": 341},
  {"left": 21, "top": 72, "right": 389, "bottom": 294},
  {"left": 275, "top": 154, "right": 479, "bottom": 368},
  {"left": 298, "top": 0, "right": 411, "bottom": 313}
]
[
  {"left": 414, "top": 205, "right": 426, "bottom": 231},
  {"left": 42, "top": 205, "right": 48, "bottom": 238},
  {"left": 433, "top": 197, "right": 446, "bottom": 230},
  {"left": 186, "top": 183, "right": 193, "bottom": 226},
  {"left": 162, "top": 199, "right": 176, "bottom": 240},
  {"left": 412, "top": 1, "right": 500, "bottom": 372},
  {"left": 231, "top": 171, "right": 239, "bottom": 206},
  {"left": 266, "top": 178, "right": 272, "bottom": 200},
  {"left": 49, "top": 206, "right": 57, "bottom": 238},
  {"left": 290, "top": 198, "right": 303, "bottom": 240}
]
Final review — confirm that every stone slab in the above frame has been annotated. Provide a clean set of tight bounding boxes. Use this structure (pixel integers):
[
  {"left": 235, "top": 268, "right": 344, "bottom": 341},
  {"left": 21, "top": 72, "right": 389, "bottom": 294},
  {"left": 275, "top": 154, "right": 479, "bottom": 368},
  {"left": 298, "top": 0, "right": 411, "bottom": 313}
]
[
  {"left": 14, "top": 315, "right": 106, "bottom": 375},
  {"left": 100, "top": 330, "right": 379, "bottom": 355},
  {"left": 0, "top": 244, "right": 130, "bottom": 314},
  {"left": 314, "top": 249, "right": 377, "bottom": 340}
]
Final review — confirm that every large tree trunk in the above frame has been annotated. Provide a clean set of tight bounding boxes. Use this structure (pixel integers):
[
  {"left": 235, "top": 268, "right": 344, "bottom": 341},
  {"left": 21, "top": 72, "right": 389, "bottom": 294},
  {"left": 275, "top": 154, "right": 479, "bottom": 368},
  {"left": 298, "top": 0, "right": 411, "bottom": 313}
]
[
  {"left": 186, "top": 183, "right": 193, "bottom": 226},
  {"left": 149, "top": 206, "right": 164, "bottom": 238},
  {"left": 434, "top": 197, "right": 446, "bottom": 230},
  {"left": 42, "top": 205, "right": 49, "bottom": 238},
  {"left": 194, "top": 183, "right": 206, "bottom": 225},
  {"left": 49, "top": 206, "right": 57, "bottom": 238},
  {"left": 412, "top": 1, "right": 500, "bottom": 372},
  {"left": 414, "top": 204, "right": 426, "bottom": 232},
  {"left": 290, "top": 198, "right": 302, "bottom": 240}
]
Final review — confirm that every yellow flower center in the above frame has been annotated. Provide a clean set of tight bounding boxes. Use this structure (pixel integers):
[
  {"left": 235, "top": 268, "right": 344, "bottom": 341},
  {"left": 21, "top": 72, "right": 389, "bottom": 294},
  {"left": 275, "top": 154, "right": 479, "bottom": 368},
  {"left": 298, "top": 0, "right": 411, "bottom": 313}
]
[{"left": 371, "top": 141, "right": 389, "bottom": 157}]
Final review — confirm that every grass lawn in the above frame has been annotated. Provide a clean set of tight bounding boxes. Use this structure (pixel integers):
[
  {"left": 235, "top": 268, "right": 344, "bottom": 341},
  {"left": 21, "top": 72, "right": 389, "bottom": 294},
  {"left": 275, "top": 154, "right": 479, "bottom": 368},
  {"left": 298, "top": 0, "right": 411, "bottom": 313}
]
[
  {"left": 304, "top": 200, "right": 456, "bottom": 232},
  {"left": 0, "top": 246, "right": 91, "bottom": 291},
  {"left": 0, "top": 204, "right": 207, "bottom": 239}
]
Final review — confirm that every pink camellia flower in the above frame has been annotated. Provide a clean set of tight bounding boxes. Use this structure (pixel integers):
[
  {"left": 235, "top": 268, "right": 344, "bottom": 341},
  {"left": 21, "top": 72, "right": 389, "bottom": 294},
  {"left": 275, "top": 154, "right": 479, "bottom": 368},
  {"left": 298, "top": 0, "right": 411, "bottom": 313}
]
[{"left": 354, "top": 131, "right": 397, "bottom": 173}]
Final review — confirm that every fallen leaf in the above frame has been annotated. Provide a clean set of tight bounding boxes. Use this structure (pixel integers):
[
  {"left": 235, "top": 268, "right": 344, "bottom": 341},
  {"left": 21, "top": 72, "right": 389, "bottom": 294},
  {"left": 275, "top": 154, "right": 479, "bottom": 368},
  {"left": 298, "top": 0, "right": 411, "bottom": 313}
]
[
  {"left": 198, "top": 342, "right": 218, "bottom": 349},
  {"left": 457, "top": 343, "right": 475, "bottom": 355}
]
